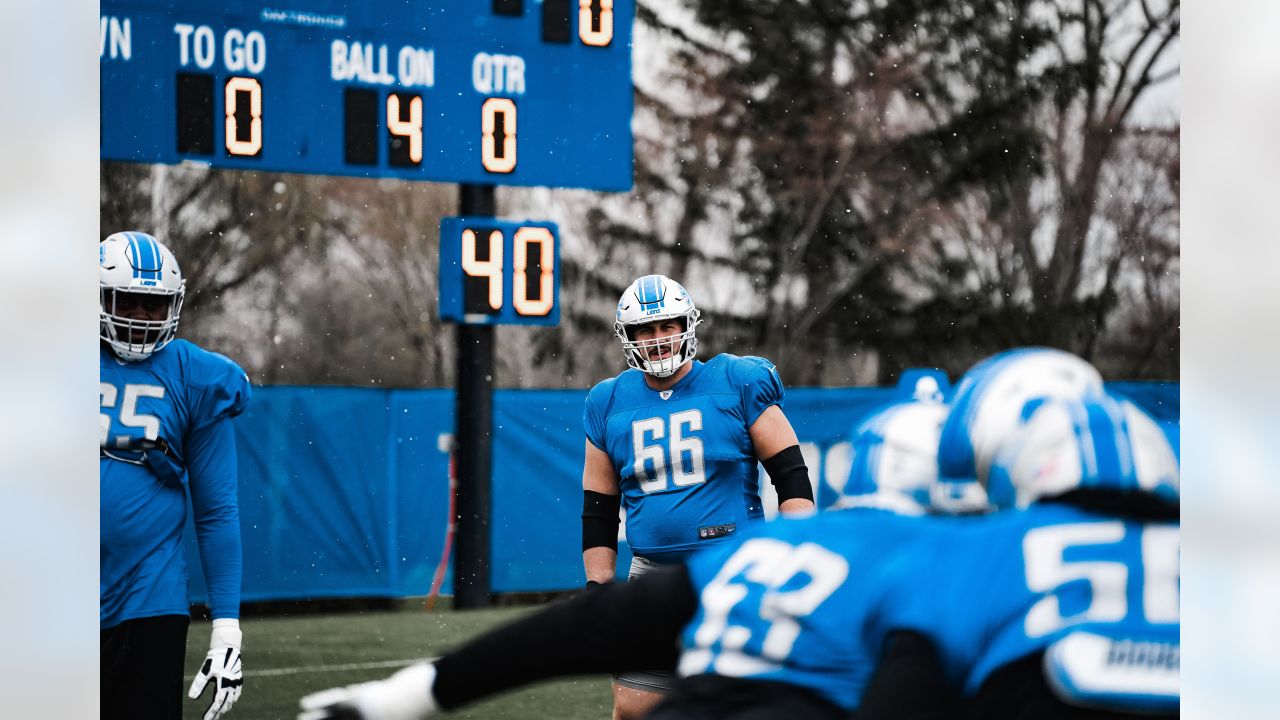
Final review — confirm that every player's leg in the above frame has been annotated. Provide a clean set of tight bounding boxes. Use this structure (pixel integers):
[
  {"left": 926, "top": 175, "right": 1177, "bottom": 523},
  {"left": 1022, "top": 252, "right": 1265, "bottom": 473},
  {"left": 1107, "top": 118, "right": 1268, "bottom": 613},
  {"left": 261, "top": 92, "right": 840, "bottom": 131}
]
[
  {"left": 612, "top": 555, "right": 679, "bottom": 720},
  {"left": 100, "top": 614, "right": 190, "bottom": 719},
  {"left": 613, "top": 680, "right": 668, "bottom": 720}
]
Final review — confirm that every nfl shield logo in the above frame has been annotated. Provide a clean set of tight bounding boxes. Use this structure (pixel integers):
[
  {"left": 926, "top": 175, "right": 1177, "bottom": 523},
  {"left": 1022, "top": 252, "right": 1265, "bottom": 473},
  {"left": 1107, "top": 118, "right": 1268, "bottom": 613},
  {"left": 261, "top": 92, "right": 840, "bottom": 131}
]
[{"left": 659, "top": 390, "right": 674, "bottom": 400}]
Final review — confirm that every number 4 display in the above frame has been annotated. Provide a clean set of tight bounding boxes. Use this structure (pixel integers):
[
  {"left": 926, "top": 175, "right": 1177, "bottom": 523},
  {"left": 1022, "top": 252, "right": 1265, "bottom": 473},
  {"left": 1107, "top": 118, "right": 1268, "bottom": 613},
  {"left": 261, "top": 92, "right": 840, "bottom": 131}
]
[{"left": 438, "top": 217, "right": 560, "bottom": 326}]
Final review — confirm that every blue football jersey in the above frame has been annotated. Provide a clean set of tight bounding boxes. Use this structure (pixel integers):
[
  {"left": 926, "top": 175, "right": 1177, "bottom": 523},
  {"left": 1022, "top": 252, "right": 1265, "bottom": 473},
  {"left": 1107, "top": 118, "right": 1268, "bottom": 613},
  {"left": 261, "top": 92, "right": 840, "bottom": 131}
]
[
  {"left": 876, "top": 503, "right": 1180, "bottom": 712},
  {"left": 678, "top": 508, "right": 931, "bottom": 712},
  {"left": 100, "top": 339, "right": 251, "bottom": 629},
  {"left": 584, "top": 354, "right": 783, "bottom": 560}
]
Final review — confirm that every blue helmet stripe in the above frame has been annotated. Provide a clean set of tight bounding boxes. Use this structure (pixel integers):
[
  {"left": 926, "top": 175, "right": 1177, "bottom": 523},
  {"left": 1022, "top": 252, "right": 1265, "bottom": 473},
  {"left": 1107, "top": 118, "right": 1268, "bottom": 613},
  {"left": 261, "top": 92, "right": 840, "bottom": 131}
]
[
  {"left": 635, "top": 275, "right": 666, "bottom": 309},
  {"left": 126, "top": 233, "right": 142, "bottom": 280},
  {"left": 1072, "top": 400, "right": 1098, "bottom": 481},
  {"left": 1083, "top": 399, "right": 1127, "bottom": 489},
  {"left": 127, "top": 232, "right": 162, "bottom": 283},
  {"left": 143, "top": 235, "right": 162, "bottom": 281},
  {"left": 1112, "top": 403, "right": 1136, "bottom": 480}
]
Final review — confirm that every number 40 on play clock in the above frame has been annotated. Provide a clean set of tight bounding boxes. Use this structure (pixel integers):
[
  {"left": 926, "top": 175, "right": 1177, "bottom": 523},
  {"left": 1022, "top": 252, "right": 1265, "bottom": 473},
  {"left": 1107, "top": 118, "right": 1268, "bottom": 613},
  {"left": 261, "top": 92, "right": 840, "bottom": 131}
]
[{"left": 438, "top": 217, "right": 560, "bottom": 326}]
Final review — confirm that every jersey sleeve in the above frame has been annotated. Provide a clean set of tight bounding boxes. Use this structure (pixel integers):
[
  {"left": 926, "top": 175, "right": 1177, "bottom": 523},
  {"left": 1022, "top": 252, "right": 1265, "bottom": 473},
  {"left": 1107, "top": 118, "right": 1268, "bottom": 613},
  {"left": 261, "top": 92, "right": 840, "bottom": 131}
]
[
  {"left": 183, "top": 346, "right": 250, "bottom": 620},
  {"left": 583, "top": 379, "right": 613, "bottom": 451},
  {"left": 737, "top": 356, "right": 785, "bottom": 427},
  {"left": 186, "top": 416, "right": 243, "bottom": 620},
  {"left": 189, "top": 352, "right": 252, "bottom": 432}
]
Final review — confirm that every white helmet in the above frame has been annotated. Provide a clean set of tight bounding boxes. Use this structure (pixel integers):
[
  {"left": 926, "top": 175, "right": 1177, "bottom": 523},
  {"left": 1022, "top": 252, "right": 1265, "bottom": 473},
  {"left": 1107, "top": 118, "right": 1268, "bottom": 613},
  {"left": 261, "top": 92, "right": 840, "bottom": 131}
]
[
  {"left": 839, "top": 399, "right": 949, "bottom": 515},
  {"left": 938, "top": 348, "right": 1105, "bottom": 485},
  {"left": 986, "top": 395, "right": 1179, "bottom": 509},
  {"left": 100, "top": 231, "right": 185, "bottom": 362},
  {"left": 614, "top": 275, "right": 702, "bottom": 378}
]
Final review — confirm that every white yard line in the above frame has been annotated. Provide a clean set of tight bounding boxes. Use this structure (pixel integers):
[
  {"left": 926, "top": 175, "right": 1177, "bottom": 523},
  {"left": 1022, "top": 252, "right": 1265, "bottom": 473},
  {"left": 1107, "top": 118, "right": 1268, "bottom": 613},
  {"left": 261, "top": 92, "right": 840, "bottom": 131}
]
[{"left": 184, "top": 657, "right": 436, "bottom": 682}]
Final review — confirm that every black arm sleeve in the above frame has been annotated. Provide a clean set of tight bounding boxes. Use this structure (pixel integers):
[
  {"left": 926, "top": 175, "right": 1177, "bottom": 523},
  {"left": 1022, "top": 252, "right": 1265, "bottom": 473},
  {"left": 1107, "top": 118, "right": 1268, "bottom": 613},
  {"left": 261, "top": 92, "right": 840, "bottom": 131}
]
[
  {"left": 762, "top": 445, "right": 814, "bottom": 504},
  {"left": 433, "top": 564, "right": 698, "bottom": 710},
  {"left": 582, "top": 489, "right": 622, "bottom": 552},
  {"left": 858, "top": 630, "right": 961, "bottom": 720}
]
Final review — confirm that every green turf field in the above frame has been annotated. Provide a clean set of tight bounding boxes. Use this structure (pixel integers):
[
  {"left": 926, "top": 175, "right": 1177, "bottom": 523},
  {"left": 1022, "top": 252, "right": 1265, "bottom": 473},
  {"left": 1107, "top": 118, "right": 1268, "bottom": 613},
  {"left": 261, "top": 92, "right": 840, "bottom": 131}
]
[{"left": 183, "top": 605, "right": 613, "bottom": 720}]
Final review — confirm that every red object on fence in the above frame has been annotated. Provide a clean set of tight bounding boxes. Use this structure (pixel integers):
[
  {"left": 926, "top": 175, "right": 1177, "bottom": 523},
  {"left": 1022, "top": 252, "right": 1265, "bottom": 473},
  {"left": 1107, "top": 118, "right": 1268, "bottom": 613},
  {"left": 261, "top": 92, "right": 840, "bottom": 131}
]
[{"left": 426, "top": 442, "right": 457, "bottom": 611}]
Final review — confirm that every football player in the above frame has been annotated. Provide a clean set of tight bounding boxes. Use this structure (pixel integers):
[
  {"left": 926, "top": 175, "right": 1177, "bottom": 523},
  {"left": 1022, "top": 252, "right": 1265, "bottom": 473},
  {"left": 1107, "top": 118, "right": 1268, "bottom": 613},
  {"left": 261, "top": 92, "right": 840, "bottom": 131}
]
[
  {"left": 581, "top": 275, "right": 815, "bottom": 719},
  {"left": 100, "top": 232, "right": 250, "bottom": 720},
  {"left": 298, "top": 507, "right": 933, "bottom": 720},
  {"left": 296, "top": 378, "right": 963, "bottom": 720},
  {"left": 862, "top": 392, "right": 1180, "bottom": 719},
  {"left": 296, "top": 348, "right": 1149, "bottom": 720}
]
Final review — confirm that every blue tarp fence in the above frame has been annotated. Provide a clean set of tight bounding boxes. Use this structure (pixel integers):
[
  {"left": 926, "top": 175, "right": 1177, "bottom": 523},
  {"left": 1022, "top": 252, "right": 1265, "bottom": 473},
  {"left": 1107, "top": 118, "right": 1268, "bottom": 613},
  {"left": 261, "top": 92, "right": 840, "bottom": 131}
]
[{"left": 187, "top": 379, "right": 1178, "bottom": 603}]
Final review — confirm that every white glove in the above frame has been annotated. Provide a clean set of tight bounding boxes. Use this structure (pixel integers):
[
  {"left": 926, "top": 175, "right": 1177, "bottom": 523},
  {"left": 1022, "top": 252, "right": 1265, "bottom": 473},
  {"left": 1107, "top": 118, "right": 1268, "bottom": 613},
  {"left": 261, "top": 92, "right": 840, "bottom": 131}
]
[
  {"left": 298, "top": 662, "right": 440, "bottom": 720},
  {"left": 188, "top": 618, "right": 244, "bottom": 720}
]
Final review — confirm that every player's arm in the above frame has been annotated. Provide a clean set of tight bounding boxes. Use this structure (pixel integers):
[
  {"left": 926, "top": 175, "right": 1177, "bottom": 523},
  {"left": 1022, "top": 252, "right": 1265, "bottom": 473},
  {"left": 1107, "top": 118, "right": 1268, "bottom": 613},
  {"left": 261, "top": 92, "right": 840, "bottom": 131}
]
[
  {"left": 582, "top": 439, "right": 622, "bottom": 585},
  {"left": 299, "top": 566, "right": 699, "bottom": 720},
  {"left": 750, "top": 405, "right": 815, "bottom": 514},
  {"left": 186, "top": 415, "right": 245, "bottom": 719},
  {"left": 188, "top": 417, "right": 243, "bottom": 619}
]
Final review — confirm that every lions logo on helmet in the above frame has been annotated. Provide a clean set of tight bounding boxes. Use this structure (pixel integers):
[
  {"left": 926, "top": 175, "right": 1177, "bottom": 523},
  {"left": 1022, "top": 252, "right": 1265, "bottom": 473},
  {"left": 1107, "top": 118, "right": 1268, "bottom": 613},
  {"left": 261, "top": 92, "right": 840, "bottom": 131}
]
[
  {"left": 614, "top": 275, "right": 702, "bottom": 378},
  {"left": 100, "top": 231, "right": 186, "bottom": 362},
  {"left": 986, "top": 394, "right": 1179, "bottom": 509}
]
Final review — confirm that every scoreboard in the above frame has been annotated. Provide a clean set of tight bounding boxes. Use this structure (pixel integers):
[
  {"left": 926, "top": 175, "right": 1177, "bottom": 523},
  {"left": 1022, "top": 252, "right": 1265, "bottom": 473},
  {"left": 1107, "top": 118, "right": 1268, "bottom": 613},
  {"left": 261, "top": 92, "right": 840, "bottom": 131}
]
[
  {"left": 100, "top": 0, "right": 633, "bottom": 190},
  {"left": 439, "top": 217, "right": 559, "bottom": 326}
]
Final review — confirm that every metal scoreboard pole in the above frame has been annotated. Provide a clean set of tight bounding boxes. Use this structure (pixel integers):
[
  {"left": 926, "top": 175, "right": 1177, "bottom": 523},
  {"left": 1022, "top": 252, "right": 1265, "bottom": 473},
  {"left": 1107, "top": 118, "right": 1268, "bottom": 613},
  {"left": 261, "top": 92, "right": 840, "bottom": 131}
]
[{"left": 453, "top": 183, "right": 496, "bottom": 609}]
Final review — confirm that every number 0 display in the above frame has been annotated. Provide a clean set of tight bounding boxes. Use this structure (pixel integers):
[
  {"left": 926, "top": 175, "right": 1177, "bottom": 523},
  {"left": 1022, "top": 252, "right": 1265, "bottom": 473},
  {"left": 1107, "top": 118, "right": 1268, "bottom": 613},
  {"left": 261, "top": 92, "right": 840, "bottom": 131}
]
[
  {"left": 224, "top": 77, "right": 262, "bottom": 156},
  {"left": 439, "top": 217, "right": 560, "bottom": 326}
]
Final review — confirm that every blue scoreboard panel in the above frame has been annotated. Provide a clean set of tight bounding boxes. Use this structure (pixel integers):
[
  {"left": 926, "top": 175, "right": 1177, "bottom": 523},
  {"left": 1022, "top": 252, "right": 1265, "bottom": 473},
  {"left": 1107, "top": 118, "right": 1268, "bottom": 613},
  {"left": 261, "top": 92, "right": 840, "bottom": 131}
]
[
  {"left": 439, "top": 217, "right": 560, "bottom": 325},
  {"left": 100, "top": 0, "right": 633, "bottom": 191}
]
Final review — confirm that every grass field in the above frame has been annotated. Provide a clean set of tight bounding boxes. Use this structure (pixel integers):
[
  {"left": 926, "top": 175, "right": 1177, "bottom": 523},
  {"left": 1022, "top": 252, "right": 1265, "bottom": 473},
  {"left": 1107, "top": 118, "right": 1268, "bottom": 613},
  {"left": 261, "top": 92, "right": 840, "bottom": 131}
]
[{"left": 183, "top": 604, "right": 613, "bottom": 720}]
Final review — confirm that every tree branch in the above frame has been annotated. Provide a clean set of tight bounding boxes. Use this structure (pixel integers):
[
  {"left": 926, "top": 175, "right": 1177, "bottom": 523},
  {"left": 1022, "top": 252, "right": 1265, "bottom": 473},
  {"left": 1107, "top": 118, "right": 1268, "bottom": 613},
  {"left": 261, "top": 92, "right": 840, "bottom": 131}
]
[{"left": 1115, "top": 17, "right": 1179, "bottom": 124}]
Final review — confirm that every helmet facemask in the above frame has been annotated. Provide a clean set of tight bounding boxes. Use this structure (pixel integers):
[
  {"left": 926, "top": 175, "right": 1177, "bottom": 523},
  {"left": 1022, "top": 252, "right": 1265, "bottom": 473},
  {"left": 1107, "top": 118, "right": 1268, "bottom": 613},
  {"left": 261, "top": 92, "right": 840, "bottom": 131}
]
[
  {"left": 615, "top": 310, "right": 701, "bottom": 378},
  {"left": 100, "top": 286, "right": 185, "bottom": 362}
]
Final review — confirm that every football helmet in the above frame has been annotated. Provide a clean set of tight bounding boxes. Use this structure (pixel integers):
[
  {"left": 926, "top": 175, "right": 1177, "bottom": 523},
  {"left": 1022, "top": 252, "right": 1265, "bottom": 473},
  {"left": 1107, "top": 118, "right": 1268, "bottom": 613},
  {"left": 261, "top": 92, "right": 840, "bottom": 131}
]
[
  {"left": 839, "top": 399, "right": 950, "bottom": 515},
  {"left": 938, "top": 347, "right": 1105, "bottom": 487},
  {"left": 100, "top": 231, "right": 185, "bottom": 362},
  {"left": 986, "top": 395, "right": 1179, "bottom": 509},
  {"left": 614, "top": 275, "right": 702, "bottom": 378}
]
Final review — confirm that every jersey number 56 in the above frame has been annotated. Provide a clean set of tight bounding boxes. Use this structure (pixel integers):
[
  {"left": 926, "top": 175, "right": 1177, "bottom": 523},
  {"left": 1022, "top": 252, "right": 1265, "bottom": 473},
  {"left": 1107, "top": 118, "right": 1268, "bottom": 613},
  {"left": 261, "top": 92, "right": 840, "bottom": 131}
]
[{"left": 1023, "top": 523, "right": 1179, "bottom": 638}]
